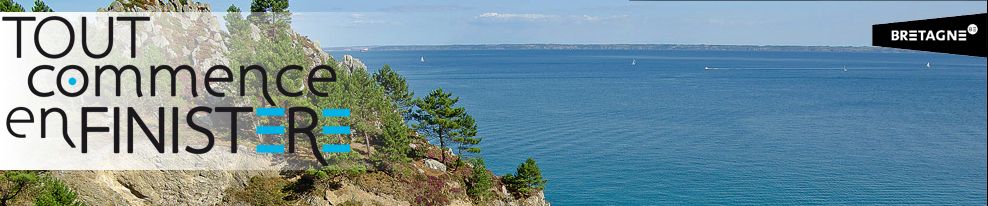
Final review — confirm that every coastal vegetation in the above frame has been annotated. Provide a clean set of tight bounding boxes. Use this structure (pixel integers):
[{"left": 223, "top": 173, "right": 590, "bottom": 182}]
[
  {"left": 30, "top": 0, "right": 52, "bottom": 12},
  {"left": 220, "top": 1, "right": 547, "bottom": 204},
  {"left": 0, "top": 171, "right": 35, "bottom": 206},
  {"left": 466, "top": 158, "right": 495, "bottom": 202},
  {"left": 503, "top": 158, "right": 547, "bottom": 198},
  {"left": 0, "top": 0, "right": 548, "bottom": 205},
  {"left": 0, "top": 0, "right": 24, "bottom": 12},
  {"left": 0, "top": 171, "right": 82, "bottom": 206},
  {"left": 0, "top": 0, "right": 52, "bottom": 12},
  {"left": 413, "top": 88, "right": 481, "bottom": 163}
]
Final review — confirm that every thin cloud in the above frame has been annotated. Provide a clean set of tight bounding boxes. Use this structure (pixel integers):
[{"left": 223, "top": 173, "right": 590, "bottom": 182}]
[
  {"left": 474, "top": 12, "right": 629, "bottom": 23},
  {"left": 379, "top": 4, "right": 473, "bottom": 13},
  {"left": 348, "top": 13, "right": 387, "bottom": 24},
  {"left": 475, "top": 12, "right": 557, "bottom": 22}
]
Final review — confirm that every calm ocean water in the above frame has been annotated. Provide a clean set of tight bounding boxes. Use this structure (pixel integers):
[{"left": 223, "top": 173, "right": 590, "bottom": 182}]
[{"left": 337, "top": 49, "right": 987, "bottom": 205}]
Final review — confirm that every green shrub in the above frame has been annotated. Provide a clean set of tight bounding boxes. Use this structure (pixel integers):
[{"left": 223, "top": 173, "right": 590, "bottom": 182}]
[
  {"left": 299, "top": 164, "right": 367, "bottom": 191},
  {"left": 323, "top": 165, "right": 368, "bottom": 178},
  {"left": 33, "top": 175, "right": 83, "bottom": 206},
  {"left": 304, "top": 168, "right": 329, "bottom": 180},
  {"left": 224, "top": 176, "right": 292, "bottom": 206}
]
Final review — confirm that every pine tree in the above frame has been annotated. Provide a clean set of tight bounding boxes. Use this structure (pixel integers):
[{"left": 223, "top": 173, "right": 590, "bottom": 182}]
[
  {"left": 249, "top": 0, "right": 290, "bottom": 28},
  {"left": 516, "top": 158, "right": 546, "bottom": 190},
  {"left": 380, "top": 111, "right": 412, "bottom": 161},
  {"left": 31, "top": 0, "right": 52, "bottom": 12},
  {"left": 250, "top": 0, "right": 288, "bottom": 12},
  {"left": 1, "top": 171, "right": 38, "bottom": 206},
  {"left": 226, "top": 4, "right": 240, "bottom": 13},
  {"left": 452, "top": 114, "right": 481, "bottom": 157},
  {"left": 413, "top": 88, "right": 472, "bottom": 162},
  {"left": 0, "top": 0, "right": 25, "bottom": 12},
  {"left": 503, "top": 158, "right": 546, "bottom": 197},
  {"left": 373, "top": 65, "right": 414, "bottom": 120},
  {"left": 466, "top": 158, "right": 494, "bottom": 201}
]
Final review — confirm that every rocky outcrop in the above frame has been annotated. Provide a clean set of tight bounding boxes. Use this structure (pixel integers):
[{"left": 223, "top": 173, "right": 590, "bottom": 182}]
[
  {"left": 423, "top": 158, "right": 448, "bottom": 172},
  {"left": 337, "top": 54, "right": 367, "bottom": 74},
  {"left": 100, "top": 0, "right": 212, "bottom": 12},
  {"left": 515, "top": 191, "right": 551, "bottom": 206},
  {"left": 321, "top": 182, "right": 410, "bottom": 206},
  {"left": 54, "top": 170, "right": 277, "bottom": 205}
]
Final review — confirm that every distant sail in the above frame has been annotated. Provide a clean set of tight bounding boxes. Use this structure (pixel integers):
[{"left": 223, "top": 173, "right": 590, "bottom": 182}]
[
  {"left": 421, "top": 57, "right": 425, "bottom": 63},
  {"left": 926, "top": 61, "right": 932, "bottom": 69},
  {"left": 843, "top": 65, "right": 847, "bottom": 72},
  {"left": 632, "top": 59, "right": 637, "bottom": 66}
]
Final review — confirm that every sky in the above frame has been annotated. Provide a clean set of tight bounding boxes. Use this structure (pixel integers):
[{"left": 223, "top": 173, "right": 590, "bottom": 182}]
[{"left": 14, "top": 0, "right": 988, "bottom": 47}]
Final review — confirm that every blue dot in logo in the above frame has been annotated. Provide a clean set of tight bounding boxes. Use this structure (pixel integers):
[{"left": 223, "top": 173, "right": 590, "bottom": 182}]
[{"left": 68, "top": 77, "right": 77, "bottom": 86}]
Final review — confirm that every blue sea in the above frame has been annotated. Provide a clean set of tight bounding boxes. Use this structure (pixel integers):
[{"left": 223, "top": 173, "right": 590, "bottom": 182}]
[{"left": 337, "top": 49, "right": 987, "bottom": 205}]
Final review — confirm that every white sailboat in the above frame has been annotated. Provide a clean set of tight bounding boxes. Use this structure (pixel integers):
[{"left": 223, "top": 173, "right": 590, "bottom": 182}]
[
  {"left": 420, "top": 57, "right": 425, "bottom": 63},
  {"left": 843, "top": 65, "right": 847, "bottom": 72},
  {"left": 631, "top": 59, "right": 637, "bottom": 66},
  {"left": 926, "top": 61, "right": 932, "bottom": 69}
]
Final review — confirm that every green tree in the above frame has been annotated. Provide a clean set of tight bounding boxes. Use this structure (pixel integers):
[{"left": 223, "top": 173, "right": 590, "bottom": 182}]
[
  {"left": 249, "top": 0, "right": 290, "bottom": 29},
  {"left": 225, "top": 3, "right": 313, "bottom": 143},
  {"left": 1, "top": 171, "right": 38, "bottom": 206},
  {"left": 34, "top": 175, "right": 83, "bottom": 206},
  {"left": 466, "top": 159, "right": 493, "bottom": 201},
  {"left": 31, "top": 0, "right": 52, "bottom": 12},
  {"left": 503, "top": 158, "right": 546, "bottom": 197},
  {"left": 250, "top": 0, "right": 288, "bottom": 12},
  {"left": 373, "top": 65, "right": 414, "bottom": 119},
  {"left": 227, "top": 0, "right": 411, "bottom": 165},
  {"left": 380, "top": 111, "right": 412, "bottom": 161},
  {"left": 341, "top": 69, "right": 390, "bottom": 155},
  {"left": 452, "top": 114, "right": 481, "bottom": 158},
  {"left": 0, "top": 0, "right": 25, "bottom": 12},
  {"left": 413, "top": 88, "right": 473, "bottom": 162},
  {"left": 226, "top": 4, "right": 240, "bottom": 12}
]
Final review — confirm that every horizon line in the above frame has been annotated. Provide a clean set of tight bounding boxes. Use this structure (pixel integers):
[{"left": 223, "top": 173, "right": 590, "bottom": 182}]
[{"left": 324, "top": 43, "right": 880, "bottom": 49}]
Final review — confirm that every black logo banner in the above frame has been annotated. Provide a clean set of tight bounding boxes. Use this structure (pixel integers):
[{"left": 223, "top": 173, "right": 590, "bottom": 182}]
[{"left": 873, "top": 13, "right": 986, "bottom": 57}]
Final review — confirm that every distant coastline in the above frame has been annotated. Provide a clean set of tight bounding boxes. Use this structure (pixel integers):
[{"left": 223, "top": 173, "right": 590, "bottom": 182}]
[{"left": 325, "top": 44, "right": 918, "bottom": 53}]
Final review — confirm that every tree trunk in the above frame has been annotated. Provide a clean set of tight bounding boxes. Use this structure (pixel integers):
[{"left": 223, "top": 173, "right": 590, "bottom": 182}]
[
  {"left": 364, "top": 133, "right": 372, "bottom": 155},
  {"left": 439, "top": 130, "right": 446, "bottom": 162}
]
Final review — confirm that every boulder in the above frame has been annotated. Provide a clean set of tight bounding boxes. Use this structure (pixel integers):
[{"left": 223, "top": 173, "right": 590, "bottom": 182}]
[{"left": 423, "top": 158, "right": 447, "bottom": 172}]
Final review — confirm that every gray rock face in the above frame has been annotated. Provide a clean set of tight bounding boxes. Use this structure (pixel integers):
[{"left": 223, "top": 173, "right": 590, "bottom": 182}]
[
  {"left": 337, "top": 54, "right": 368, "bottom": 74},
  {"left": 100, "top": 0, "right": 212, "bottom": 12},
  {"left": 423, "top": 158, "right": 447, "bottom": 172},
  {"left": 54, "top": 170, "right": 278, "bottom": 205},
  {"left": 492, "top": 191, "right": 552, "bottom": 206}
]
